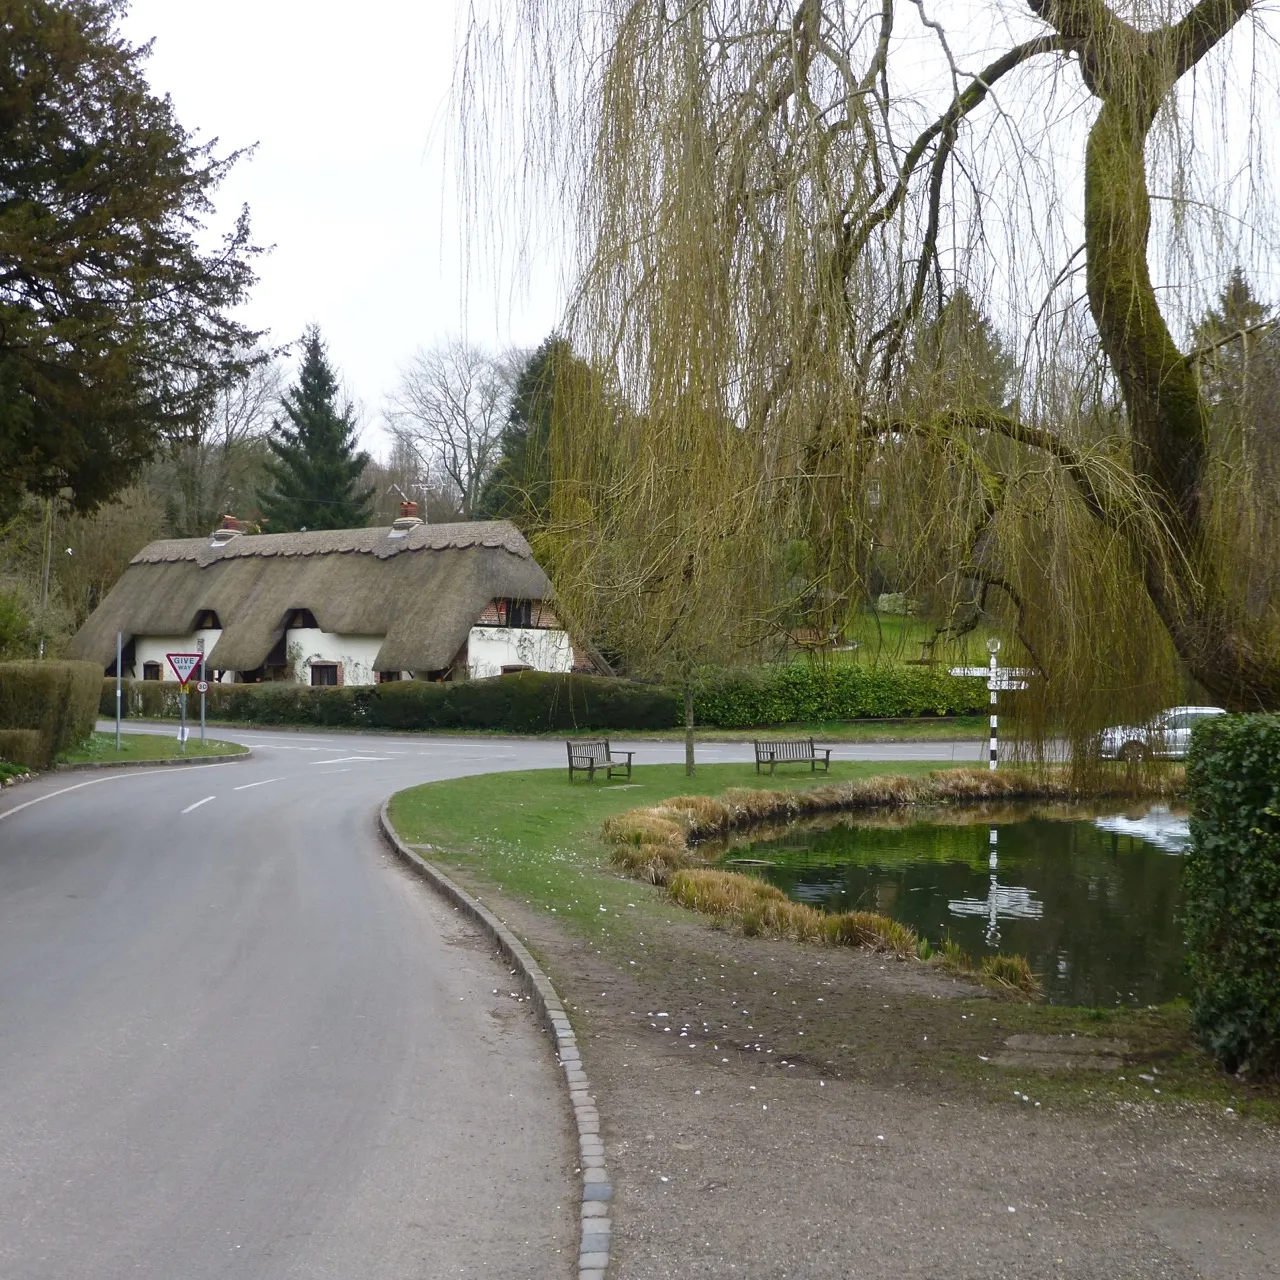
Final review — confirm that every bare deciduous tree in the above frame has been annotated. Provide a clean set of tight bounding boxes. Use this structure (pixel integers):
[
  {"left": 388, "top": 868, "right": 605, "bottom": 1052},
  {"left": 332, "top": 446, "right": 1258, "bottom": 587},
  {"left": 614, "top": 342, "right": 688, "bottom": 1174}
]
[
  {"left": 154, "top": 353, "right": 283, "bottom": 535},
  {"left": 385, "top": 341, "right": 517, "bottom": 518}
]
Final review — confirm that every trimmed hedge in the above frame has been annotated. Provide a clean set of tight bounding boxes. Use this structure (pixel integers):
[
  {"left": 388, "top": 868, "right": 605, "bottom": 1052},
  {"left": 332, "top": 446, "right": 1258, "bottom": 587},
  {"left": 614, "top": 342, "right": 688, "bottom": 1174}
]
[
  {"left": 101, "top": 670, "right": 680, "bottom": 733},
  {"left": 693, "top": 663, "right": 986, "bottom": 727},
  {"left": 98, "top": 662, "right": 986, "bottom": 735},
  {"left": 1185, "top": 714, "right": 1280, "bottom": 1078},
  {"left": 0, "top": 660, "right": 104, "bottom": 768}
]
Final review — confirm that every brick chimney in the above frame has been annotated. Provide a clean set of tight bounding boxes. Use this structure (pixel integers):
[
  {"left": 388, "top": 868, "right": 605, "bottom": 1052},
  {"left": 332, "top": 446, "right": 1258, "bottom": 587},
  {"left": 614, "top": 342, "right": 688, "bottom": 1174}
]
[{"left": 398, "top": 500, "right": 418, "bottom": 520}]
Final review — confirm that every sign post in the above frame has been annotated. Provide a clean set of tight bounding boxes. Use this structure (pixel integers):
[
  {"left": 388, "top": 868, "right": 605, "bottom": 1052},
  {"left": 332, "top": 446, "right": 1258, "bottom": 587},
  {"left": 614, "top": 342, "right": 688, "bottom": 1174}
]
[
  {"left": 165, "top": 652, "right": 204, "bottom": 754},
  {"left": 197, "top": 638, "right": 206, "bottom": 748},
  {"left": 949, "top": 638, "right": 1031, "bottom": 772},
  {"left": 115, "top": 631, "right": 122, "bottom": 752}
]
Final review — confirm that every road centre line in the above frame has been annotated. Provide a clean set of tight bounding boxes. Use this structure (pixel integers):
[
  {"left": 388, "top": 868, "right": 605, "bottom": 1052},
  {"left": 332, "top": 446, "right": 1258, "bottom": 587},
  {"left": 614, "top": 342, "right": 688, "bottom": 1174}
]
[
  {"left": 180, "top": 795, "right": 216, "bottom": 815},
  {"left": 233, "top": 777, "right": 284, "bottom": 791},
  {"left": 311, "top": 756, "right": 394, "bottom": 765},
  {"left": 0, "top": 762, "right": 242, "bottom": 825}
]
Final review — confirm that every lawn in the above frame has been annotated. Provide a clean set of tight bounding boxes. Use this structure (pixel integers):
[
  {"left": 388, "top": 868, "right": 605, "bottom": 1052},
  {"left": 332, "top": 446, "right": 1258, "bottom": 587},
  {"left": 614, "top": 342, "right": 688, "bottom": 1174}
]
[
  {"left": 608, "top": 715, "right": 984, "bottom": 743},
  {"left": 58, "top": 731, "right": 248, "bottom": 764},
  {"left": 387, "top": 760, "right": 949, "bottom": 938}
]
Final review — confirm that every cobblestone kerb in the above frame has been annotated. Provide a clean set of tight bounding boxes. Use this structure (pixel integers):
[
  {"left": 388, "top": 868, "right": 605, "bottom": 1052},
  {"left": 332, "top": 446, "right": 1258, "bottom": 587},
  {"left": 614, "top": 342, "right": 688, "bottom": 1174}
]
[
  {"left": 55, "top": 750, "right": 251, "bottom": 772},
  {"left": 377, "top": 801, "right": 613, "bottom": 1280}
]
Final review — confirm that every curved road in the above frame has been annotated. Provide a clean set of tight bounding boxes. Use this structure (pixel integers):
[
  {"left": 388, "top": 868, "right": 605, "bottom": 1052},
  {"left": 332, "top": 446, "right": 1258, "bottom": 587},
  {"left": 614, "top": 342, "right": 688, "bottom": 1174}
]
[{"left": 0, "top": 726, "right": 980, "bottom": 1278}]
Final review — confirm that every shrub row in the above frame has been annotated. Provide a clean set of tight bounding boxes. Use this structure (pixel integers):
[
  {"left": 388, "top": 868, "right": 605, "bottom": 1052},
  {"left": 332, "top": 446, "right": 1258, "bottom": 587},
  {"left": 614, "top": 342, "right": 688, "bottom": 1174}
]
[
  {"left": 101, "top": 670, "right": 680, "bottom": 733},
  {"left": 0, "top": 660, "right": 103, "bottom": 768},
  {"left": 1185, "top": 714, "right": 1280, "bottom": 1078},
  {"left": 98, "top": 662, "right": 987, "bottom": 735},
  {"left": 693, "top": 663, "right": 987, "bottom": 727}
]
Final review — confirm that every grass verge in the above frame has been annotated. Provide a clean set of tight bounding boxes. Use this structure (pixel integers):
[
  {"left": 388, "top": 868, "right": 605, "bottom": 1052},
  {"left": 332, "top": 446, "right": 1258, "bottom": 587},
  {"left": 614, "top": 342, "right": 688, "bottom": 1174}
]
[{"left": 58, "top": 731, "right": 248, "bottom": 764}]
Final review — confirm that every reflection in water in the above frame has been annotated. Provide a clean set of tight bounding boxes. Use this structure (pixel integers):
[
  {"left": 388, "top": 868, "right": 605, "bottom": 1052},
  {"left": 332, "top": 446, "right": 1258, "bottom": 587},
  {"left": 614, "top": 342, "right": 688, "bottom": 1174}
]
[
  {"left": 716, "top": 803, "right": 1190, "bottom": 1006},
  {"left": 1092, "top": 805, "right": 1189, "bottom": 854}
]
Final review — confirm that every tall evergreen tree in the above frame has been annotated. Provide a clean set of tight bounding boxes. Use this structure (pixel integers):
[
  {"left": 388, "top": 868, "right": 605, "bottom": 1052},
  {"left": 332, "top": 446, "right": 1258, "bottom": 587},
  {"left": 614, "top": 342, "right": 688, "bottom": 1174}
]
[
  {"left": 0, "top": 0, "right": 264, "bottom": 520},
  {"left": 475, "top": 336, "right": 567, "bottom": 528},
  {"left": 259, "top": 328, "right": 373, "bottom": 531}
]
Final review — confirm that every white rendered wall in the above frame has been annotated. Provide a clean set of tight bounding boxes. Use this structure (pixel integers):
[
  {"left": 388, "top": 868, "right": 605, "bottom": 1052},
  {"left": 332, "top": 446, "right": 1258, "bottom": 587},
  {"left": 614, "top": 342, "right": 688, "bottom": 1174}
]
[
  {"left": 132, "top": 629, "right": 224, "bottom": 681},
  {"left": 284, "top": 629, "right": 385, "bottom": 685},
  {"left": 467, "top": 626, "right": 573, "bottom": 679}
]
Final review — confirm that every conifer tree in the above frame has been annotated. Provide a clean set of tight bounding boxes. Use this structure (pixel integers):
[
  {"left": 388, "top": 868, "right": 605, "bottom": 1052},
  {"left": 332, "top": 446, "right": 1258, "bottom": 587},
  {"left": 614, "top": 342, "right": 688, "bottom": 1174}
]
[
  {"left": 475, "top": 336, "right": 566, "bottom": 529},
  {"left": 259, "top": 328, "right": 373, "bottom": 531}
]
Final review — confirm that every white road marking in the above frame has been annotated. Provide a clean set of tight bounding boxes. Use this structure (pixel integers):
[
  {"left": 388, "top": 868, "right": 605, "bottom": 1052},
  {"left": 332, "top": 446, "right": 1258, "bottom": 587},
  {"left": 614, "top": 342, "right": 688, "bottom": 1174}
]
[
  {"left": 312, "top": 756, "right": 394, "bottom": 765},
  {"left": 317, "top": 768, "right": 350, "bottom": 774},
  {"left": 233, "top": 777, "right": 284, "bottom": 791},
  {"left": 0, "top": 763, "right": 241, "bottom": 824},
  {"left": 180, "top": 795, "right": 216, "bottom": 814}
]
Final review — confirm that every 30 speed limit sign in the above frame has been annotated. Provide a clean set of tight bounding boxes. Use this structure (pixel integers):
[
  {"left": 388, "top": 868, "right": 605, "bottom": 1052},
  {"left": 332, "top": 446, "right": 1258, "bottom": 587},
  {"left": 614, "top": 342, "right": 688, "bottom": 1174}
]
[{"left": 195, "top": 680, "right": 209, "bottom": 694}]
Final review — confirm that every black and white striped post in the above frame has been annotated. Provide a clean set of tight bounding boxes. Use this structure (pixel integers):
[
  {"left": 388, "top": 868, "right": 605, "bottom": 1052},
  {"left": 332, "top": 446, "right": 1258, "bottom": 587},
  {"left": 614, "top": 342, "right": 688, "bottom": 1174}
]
[
  {"left": 950, "top": 639, "right": 1030, "bottom": 772},
  {"left": 986, "top": 637, "right": 1001, "bottom": 771}
]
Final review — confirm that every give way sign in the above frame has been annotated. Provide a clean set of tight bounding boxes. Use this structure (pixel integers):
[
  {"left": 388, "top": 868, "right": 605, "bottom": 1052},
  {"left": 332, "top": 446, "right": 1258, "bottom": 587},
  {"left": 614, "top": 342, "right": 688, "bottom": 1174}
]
[{"left": 166, "top": 652, "right": 203, "bottom": 686}]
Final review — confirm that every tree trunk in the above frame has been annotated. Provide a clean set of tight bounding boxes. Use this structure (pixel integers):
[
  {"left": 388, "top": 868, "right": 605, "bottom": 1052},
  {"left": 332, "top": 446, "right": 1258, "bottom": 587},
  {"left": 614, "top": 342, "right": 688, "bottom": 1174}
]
[
  {"left": 684, "top": 683, "right": 696, "bottom": 777},
  {"left": 1079, "top": 7, "right": 1280, "bottom": 710}
]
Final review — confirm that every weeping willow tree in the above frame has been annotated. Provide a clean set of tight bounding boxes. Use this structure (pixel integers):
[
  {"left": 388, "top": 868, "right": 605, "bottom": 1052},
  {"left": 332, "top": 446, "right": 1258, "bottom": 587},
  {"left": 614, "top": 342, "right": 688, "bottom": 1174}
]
[{"left": 461, "top": 0, "right": 1280, "bottom": 764}]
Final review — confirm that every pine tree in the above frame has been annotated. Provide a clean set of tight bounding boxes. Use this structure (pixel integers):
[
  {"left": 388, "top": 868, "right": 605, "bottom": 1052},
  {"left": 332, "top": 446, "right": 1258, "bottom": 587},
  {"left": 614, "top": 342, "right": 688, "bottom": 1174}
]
[
  {"left": 475, "top": 336, "right": 567, "bottom": 528},
  {"left": 259, "top": 328, "right": 374, "bottom": 531},
  {"left": 904, "top": 288, "right": 1017, "bottom": 414}
]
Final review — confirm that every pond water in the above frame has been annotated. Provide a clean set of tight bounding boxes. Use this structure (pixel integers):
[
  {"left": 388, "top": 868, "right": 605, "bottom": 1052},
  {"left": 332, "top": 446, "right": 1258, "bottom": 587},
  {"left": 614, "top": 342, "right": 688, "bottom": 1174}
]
[{"left": 714, "top": 803, "right": 1190, "bottom": 1007}]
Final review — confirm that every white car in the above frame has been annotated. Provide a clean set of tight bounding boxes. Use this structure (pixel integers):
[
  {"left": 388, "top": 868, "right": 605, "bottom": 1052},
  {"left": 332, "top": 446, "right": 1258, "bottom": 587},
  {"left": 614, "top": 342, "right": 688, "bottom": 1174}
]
[{"left": 1099, "top": 705, "right": 1227, "bottom": 762}]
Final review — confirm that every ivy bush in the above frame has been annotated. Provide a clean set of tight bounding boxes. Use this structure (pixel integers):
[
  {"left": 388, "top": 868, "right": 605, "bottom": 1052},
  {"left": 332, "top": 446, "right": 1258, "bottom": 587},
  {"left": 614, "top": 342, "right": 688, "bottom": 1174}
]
[
  {"left": 1185, "top": 714, "right": 1280, "bottom": 1078},
  {"left": 0, "top": 660, "right": 103, "bottom": 768}
]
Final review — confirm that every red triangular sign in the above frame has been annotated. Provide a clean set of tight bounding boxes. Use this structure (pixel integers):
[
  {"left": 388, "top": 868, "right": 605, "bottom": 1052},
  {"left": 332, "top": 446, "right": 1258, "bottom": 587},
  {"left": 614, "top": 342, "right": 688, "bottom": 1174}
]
[{"left": 166, "top": 652, "right": 203, "bottom": 685}]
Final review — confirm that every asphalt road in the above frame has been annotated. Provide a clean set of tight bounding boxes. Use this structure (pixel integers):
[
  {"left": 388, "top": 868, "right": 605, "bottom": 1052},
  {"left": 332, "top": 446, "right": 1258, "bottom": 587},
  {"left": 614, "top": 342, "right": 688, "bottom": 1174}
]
[{"left": 0, "top": 725, "right": 980, "bottom": 1279}]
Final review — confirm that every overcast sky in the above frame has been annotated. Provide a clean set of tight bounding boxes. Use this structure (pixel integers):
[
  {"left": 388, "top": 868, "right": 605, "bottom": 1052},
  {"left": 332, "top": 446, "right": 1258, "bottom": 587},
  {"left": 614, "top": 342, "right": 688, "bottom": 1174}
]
[{"left": 121, "top": 0, "right": 563, "bottom": 453}]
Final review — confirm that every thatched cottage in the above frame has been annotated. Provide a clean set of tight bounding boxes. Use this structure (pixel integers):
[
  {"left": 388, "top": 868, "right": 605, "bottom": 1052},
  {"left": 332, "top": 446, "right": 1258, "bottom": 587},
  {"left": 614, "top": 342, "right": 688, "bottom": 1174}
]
[{"left": 69, "top": 510, "right": 573, "bottom": 686}]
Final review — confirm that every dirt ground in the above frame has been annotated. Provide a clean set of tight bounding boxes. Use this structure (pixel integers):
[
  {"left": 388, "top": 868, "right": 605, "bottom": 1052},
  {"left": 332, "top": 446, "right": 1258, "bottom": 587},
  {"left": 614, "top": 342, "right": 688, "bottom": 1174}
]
[{"left": 478, "top": 890, "right": 1280, "bottom": 1280}]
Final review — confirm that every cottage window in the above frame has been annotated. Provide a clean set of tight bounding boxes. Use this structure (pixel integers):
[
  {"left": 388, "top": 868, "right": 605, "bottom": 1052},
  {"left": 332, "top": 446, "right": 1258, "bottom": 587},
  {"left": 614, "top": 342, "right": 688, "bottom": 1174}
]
[
  {"left": 287, "top": 609, "right": 319, "bottom": 630},
  {"left": 376, "top": 670, "right": 402, "bottom": 683},
  {"left": 195, "top": 610, "right": 221, "bottom": 630},
  {"left": 504, "top": 598, "right": 534, "bottom": 628},
  {"left": 143, "top": 661, "right": 162, "bottom": 681},
  {"left": 310, "top": 663, "right": 339, "bottom": 686}
]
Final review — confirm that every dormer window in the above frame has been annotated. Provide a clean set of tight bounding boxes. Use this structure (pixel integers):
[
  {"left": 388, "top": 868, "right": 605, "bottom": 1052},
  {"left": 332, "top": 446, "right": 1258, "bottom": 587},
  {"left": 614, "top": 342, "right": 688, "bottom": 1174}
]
[
  {"left": 502, "top": 598, "right": 534, "bottom": 628},
  {"left": 195, "top": 610, "right": 221, "bottom": 630},
  {"left": 286, "top": 609, "right": 319, "bottom": 630}
]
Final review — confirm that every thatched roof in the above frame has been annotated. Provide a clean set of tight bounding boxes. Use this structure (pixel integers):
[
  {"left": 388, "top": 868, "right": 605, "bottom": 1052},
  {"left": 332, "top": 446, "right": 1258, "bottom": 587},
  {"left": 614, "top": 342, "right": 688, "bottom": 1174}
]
[{"left": 69, "top": 521, "right": 552, "bottom": 673}]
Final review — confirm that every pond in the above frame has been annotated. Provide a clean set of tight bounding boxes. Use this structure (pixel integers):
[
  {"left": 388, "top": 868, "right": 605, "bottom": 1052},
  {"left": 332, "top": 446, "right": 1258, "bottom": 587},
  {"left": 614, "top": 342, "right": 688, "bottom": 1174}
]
[{"left": 713, "top": 803, "right": 1190, "bottom": 1007}]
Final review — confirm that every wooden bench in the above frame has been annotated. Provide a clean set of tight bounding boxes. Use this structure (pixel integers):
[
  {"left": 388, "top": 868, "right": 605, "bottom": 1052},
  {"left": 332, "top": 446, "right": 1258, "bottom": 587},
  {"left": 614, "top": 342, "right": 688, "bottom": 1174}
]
[
  {"left": 753, "top": 737, "right": 832, "bottom": 774},
  {"left": 567, "top": 738, "right": 634, "bottom": 782}
]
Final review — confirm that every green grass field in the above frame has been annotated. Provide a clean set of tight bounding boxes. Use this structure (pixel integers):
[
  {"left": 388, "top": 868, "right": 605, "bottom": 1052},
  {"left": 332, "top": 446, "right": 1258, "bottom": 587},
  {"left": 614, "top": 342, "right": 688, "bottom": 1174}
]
[
  {"left": 58, "top": 731, "right": 248, "bottom": 764},
  {"left": 387, "top": 760, "right": 948, "bottom": 937},
  {"left": 610, "top": 715, "right": 984, "bottom": 743}
]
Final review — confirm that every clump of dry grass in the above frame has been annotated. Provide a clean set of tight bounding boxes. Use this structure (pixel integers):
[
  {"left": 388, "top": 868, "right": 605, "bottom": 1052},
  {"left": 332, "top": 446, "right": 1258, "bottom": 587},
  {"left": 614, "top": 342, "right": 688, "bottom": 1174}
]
[
  {"left": 650, "top": 794, "right": 733, "bottom": 834},
  {"left": 601, "top": 810, "right": 685, "bottom": 849},
  {"left": 822, "top": 910, "right": 919, "bottom": 958},
  {"left": 719, "top": 787, "right": 794, "bottom": 823},
  {"left": 610, "top": 841, "right": 691, "bottom": 885},
  {"left": 980, "top": 953, "right": 1041, "bottom": 996}
]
